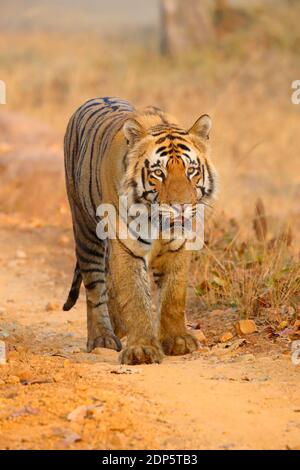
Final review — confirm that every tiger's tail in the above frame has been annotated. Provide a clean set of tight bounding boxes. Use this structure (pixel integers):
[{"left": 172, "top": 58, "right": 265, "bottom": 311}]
[{"left": 63, "top": 262, "right": 82, "bottom": 311}]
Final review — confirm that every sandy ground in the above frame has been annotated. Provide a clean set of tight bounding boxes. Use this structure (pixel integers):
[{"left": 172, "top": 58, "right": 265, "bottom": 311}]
[
  {"left": 0, "top": 111, "right": 299, "bottom": 450},
  {"left": 0, "top": 221, "right": 299, "bottom": 450}
]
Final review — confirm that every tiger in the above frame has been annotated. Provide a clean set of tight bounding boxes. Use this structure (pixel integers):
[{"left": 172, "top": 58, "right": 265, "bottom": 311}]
[{"left": 63, "top": 97, "right": 217, "bottom": 365}]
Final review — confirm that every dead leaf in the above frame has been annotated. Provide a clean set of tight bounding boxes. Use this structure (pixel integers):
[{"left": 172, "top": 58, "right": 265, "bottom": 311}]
[
  {"left": 195, "top": 280, "right": 210, "bottom": 296},
  {"left": 278, "top": 320, "right": 288, "bottom": 330},
  {"left": 264, "top": 325, "right": 279, "bottom": 339},
  {"left": 219, "top": 331, "right": 233, "bottom": 343},
  {"left": 235, "top": 319, "right": 257, "bottom": 336}
]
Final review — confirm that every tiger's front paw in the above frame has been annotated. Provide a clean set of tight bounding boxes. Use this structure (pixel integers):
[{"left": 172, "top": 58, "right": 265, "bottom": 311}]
[
  {"left": 87, "top": 334, "right": 122, "bottom": 353},
  {"left": 161, "top": 333, "right": 199, "bottom": 356},
  {"left": 119, "top": 343, "right": 164, "bottom": 365}
]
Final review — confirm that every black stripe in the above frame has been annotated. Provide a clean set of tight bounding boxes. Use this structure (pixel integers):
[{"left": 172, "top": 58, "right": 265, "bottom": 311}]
[
  {"left": 80, "top": 268, "right": 105, "bottom": 274},
  {"left": 76, "top": 238, "right": 104, "bottom": 259},
  {"left": 91, "top": 301, "right": 106, "bottom": 308},
  {"left": 205, "top": 160, "right": 215, "bottom": 195},
  {"left": 116, "top": 237, "right": 147, "bottom": 270},
  {"left": 85, "top": 279, "right": 105, "bottom": 290}
]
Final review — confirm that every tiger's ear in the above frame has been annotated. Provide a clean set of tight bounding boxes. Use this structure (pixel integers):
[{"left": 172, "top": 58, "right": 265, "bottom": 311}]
[
  {"left": 189, "top": 114, "right": 212, "bottom": 140},
  {"left": 123, "top": 119, "right": 145, "bottom": 146}
]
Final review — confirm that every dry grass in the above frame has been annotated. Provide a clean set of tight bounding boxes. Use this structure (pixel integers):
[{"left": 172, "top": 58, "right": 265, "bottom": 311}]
[
  {"left": 0, "top": 1, "right": 299, "bottom": 322},
  {"left": 193, "top": 201, "right": 300, "bottom": 320}
]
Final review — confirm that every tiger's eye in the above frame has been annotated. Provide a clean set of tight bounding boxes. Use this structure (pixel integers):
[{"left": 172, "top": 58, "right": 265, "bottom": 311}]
[
  {"left": 153, "top": 169, "right": 164, "bottom": 178},
  {"left": 187, "top": 167, "right": 195, "bottom": 176}
]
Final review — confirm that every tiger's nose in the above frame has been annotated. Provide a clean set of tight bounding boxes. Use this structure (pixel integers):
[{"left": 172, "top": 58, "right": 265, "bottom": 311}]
[{"left": 159, "top": 176, "right": 197, "bottom": 205}]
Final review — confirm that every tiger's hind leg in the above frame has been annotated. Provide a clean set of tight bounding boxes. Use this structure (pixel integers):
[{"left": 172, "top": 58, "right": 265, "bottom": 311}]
[
  {"left": 81, "top": 245, "right": 122, "bottom": 353},
  {"left": 73, "top": 208, "right": 122, "bottom": 353},
  {"left": 152, "top": 248, "right": 199, "bottom": 356}
]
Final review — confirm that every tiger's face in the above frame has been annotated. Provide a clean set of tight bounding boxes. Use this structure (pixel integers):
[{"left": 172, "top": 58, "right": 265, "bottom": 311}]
[{"left": 122, "top": 114, "right": 217, "bottom": 216}]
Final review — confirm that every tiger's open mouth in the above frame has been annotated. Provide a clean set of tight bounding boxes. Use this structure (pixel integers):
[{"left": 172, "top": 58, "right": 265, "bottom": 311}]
[{"left": 156, "top": 203, "right": 198, "bottom": 235}]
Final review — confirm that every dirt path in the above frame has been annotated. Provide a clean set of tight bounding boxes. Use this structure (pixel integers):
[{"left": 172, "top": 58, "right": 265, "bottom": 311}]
[{"left": 0, "top": 220, "right": 299, "bottom": 450}]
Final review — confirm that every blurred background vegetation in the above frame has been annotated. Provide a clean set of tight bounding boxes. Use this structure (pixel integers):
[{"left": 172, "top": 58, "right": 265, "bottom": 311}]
[{"left": 0, "top": 0, "right": 299, "bottom": 315}]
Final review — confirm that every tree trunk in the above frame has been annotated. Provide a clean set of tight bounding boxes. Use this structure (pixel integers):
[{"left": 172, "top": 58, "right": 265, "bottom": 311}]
[{"left": 160, "top": 0, "right": 215, "bottom": 55}]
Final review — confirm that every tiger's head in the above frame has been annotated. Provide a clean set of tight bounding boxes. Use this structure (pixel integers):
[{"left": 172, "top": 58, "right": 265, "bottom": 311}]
[{"left": 121, "top": 110, "right": 218, "bottom": 221}]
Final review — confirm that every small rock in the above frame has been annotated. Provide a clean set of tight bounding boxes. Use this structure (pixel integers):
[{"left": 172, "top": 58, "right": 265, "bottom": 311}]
[
  {"left": 62, "top": 431, "right": 82, "bottom": 445},
  {"left": 11, "top": 406, "right": 40, "bottom": 417},
  {"left": 52, "top": 427, "right": 81, "bottom": 444},
  {"left": 67, "top": 405, "right": 89, "bottom": 422},
  {"left": 16, "top": 250, "right": 27, "bottom": 259},
  {"left": 45, "top": 302, "right": 59, "bottom": 312},
  {"left": 219, "top": 331, "right": 233, "bottom": 343},
  {"left": 67, "top": 404, "right": 103, "bottom": 422},
  {"left": 235, "top": 319, "right": 257, "bottom": 336},
  {"left": 256, "top": 375, "right": 270, "bottom": 382},
  {"left": 198, "top": 347, "right": 210, "bottom": 354}
]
